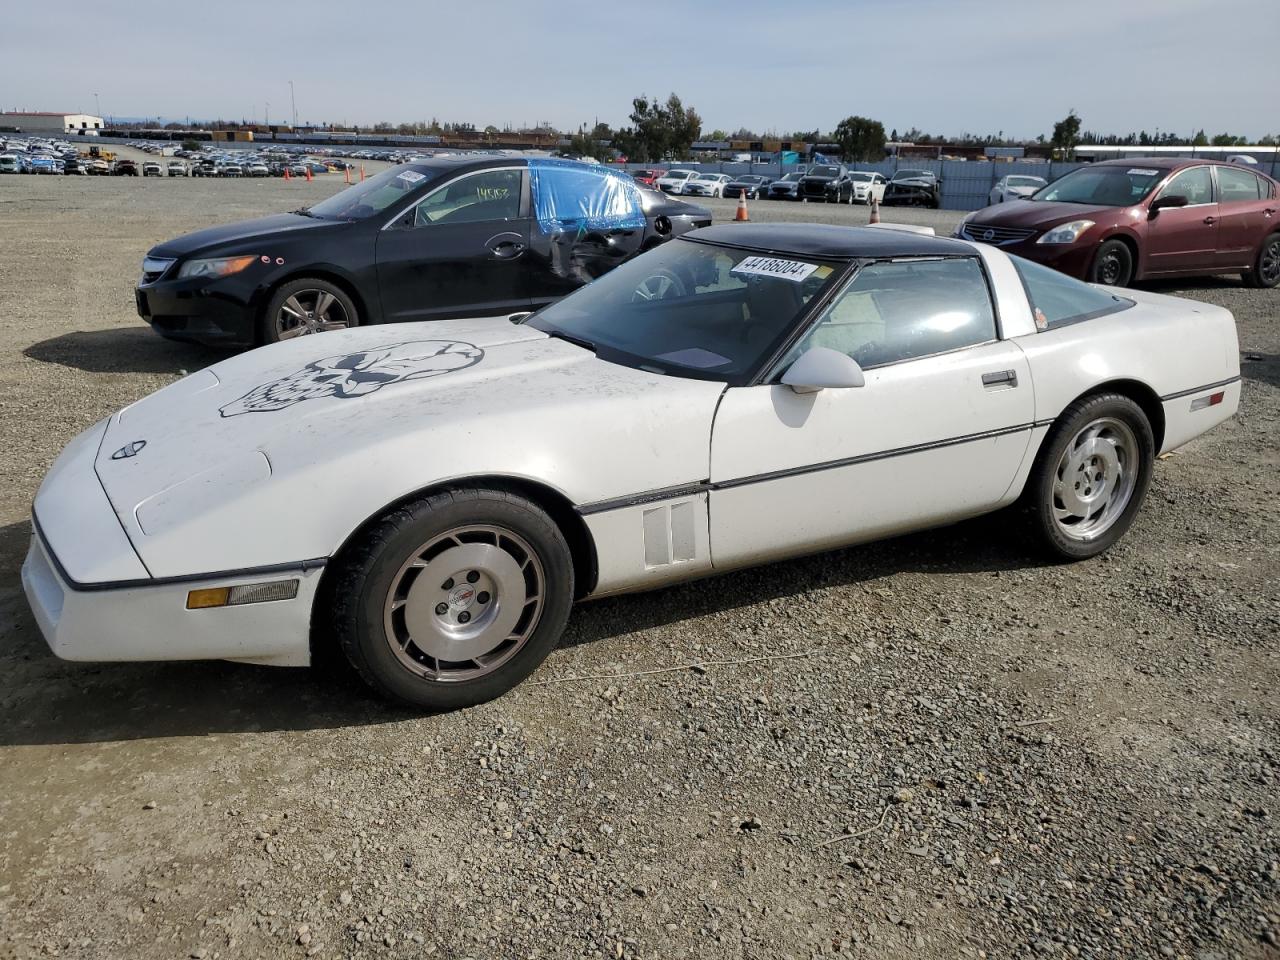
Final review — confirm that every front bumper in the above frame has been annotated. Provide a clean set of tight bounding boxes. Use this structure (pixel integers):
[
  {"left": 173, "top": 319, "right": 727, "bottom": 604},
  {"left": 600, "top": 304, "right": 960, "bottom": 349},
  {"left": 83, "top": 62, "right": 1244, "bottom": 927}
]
[
  {"left": 136, "top": 275, "right": 259, "bottom": 347},
  {"left": 966, "top": 235, "right": 1095, "bottom": 280},
  {"left": 883, "top": 186, "right": 938, "bottom": 205},
  {"left": 22, "top": 528, "right": 320, "bottom": 667}
]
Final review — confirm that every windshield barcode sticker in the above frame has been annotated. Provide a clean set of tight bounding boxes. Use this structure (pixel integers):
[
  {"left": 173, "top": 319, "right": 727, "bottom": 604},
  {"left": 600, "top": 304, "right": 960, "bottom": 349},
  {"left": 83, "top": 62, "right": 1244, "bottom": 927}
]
[
  {"left": 1127, "top": 168, "right": 1160, "bottom": 176},
  {"left": 397, "top": 170, "right": 426, "bottom": 183},
  {"left": 731, "top": 256, "right": 819, "bottom": 282}
]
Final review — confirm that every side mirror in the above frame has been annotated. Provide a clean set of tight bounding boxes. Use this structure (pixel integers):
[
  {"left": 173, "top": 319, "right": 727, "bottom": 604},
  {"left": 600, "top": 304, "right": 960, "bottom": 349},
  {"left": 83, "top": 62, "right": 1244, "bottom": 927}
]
[
  {"left": 1149, "top": 194, "right": 1188, "bottom": 216},
  {"left": 781, "top": 347, "right": 866, "bottom": 394}
]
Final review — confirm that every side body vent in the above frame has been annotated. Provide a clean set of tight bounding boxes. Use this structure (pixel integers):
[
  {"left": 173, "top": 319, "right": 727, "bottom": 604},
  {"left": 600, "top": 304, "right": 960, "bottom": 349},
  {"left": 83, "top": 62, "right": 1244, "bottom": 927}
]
[{"left": 642, "top": 500, "right": 697, "bottom": 568}]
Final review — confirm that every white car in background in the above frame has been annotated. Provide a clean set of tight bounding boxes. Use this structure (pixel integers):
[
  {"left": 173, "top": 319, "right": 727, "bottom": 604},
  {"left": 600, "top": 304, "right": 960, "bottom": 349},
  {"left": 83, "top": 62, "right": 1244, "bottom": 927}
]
[
  {"left": 23, "top": 222, "right": 1241, "bottom": 713},
  {"left": 989, "top": 174, "right": 1047, "bottom": 204},
  {"left": 845, "top": 171, "right": 888, "bottom": 205},
  {"left": 655, "top": 169, "right": 699, "bottom": 194},
  {"left": 681, "top": 173, "right": 732, "bottom": 198}
]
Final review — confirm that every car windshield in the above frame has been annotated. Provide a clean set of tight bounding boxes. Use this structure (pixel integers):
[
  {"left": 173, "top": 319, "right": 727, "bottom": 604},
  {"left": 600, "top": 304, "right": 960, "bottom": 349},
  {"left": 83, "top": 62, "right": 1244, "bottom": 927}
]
[
  {"left": 780, "top": 172, "right": 803, "bottom": 182},
  {"left": 1008, "top": 176, "right": 1044, "bottom": 187},
  {"left": 1032, "top": 166, "right": 1163, "bottom": 205},
  {"left": 526, "top": 238, "right": 843, "bottom": 384},
  {"left": 694, "top": 174, "right": 720, "bottom": 181},
  {"left": 811, "top": 166, "right": 839, "bottom": 176},
  {"left": 303, "top": 164, "right": 434, "bottom": 220},
  {"left": 893, "top": 170, "right": 931, "bottom": 181}
]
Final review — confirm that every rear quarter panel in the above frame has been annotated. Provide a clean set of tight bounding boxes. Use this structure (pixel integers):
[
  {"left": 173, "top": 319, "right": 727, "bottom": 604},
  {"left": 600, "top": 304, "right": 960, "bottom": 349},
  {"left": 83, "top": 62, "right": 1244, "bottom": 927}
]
[{"left": 1016, "top": 288, "right": 1240, "bottom": 454}]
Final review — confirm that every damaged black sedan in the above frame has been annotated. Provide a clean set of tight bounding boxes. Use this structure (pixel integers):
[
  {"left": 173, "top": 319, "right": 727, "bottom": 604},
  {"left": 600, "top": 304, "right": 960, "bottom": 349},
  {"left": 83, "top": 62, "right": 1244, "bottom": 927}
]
[
  {"left": 136, "top": 156, "right": 712, "bottom": 347},
  {"left": 882, "top": 168, "right": 941, "bottom": 208}
]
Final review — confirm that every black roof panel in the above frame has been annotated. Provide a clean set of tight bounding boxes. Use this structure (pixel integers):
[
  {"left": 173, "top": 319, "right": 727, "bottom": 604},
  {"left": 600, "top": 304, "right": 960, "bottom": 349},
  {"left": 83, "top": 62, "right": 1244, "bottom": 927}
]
[{"left": 686, "top": 223, "right": 974, "bottom": 260}]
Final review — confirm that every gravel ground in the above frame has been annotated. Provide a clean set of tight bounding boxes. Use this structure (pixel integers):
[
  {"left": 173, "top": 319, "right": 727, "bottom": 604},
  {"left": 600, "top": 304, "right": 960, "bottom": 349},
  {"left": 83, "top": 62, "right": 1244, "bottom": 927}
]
[{"left": 0, "top": 175, "right": 1277, "bottom": 960}]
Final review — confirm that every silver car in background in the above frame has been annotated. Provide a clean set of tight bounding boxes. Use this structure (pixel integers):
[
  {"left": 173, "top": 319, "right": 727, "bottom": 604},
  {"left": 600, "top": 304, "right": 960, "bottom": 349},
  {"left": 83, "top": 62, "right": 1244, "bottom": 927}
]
[{"left": 988, "top": 174, "right": 1047, "bottom": 204}]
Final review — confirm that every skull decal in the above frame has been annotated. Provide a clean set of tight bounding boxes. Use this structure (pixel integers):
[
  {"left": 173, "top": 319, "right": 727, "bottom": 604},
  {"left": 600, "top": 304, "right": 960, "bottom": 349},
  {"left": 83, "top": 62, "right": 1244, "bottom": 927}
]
[{"left": 219, "top": 340, "right": 484, "bottom": 417}]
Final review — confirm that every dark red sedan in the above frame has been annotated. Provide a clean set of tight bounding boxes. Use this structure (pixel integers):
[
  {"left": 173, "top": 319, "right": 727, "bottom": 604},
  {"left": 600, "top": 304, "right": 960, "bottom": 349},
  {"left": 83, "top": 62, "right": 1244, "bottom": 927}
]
[{"left": 955, "top": 158, "right": 1279, "bottom": 288}]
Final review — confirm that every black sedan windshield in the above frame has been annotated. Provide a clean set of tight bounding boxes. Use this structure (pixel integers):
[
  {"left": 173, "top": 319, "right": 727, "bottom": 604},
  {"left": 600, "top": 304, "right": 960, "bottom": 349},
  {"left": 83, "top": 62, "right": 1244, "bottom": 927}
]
[
  {"left": 526, "top": 239, "right": 842, "bottom": 384},
  {"left": 893, "top": 170, "right": 932, "bottom": 181},
  {"left": 1032, "top": 165, "right": 1164, "bottom": 205},
  {"left": 303, "top": 165, "right": 434, "bottom": 221}
]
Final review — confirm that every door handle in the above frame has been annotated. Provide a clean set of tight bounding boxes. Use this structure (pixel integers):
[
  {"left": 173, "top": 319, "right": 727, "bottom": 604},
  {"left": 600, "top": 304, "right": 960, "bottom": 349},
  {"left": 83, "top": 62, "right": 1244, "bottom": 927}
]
[
  {"left": 1203, "top": 216, "right": 1217, "bottom": 225},
  {"left": 981, "top": 369, "right": 1018, "bottom": 388},
  {"left": 488, "top": 240, "right": 526, "bottom": 259},
  {"left": 1265, "top": 208, "right": 1276, "bottom": 217}
]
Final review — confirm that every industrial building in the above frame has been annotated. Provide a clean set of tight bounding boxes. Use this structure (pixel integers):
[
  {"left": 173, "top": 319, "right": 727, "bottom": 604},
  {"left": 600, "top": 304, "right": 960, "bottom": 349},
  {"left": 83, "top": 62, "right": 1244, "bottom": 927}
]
[{"left": 0, "top": 111, "right": 104, "bottom": 135}]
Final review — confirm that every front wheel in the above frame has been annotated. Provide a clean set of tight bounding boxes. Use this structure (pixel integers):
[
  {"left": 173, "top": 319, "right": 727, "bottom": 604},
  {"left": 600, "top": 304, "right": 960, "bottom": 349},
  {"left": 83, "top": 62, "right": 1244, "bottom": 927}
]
[
  {"left": 1090, "top": 239, "right": 1134, "bottom": 287},
  {"left": 1025, "top": 393, "right": 1154, "bottom": 561},
  {"left": 328, "top": 488, "right": 574, "bottom": 710},
  {"left": 261, "top": 277, "right": 358, "bottom": 344},
  {"left": 1244, "top": 232, "right": 1280, "bottom": 289}
]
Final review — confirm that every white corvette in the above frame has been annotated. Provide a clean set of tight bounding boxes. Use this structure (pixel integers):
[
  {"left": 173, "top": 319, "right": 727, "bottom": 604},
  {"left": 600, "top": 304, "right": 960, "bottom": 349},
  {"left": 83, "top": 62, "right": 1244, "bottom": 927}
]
[{"left": 23, "top": 223, "right": 1240, "bottom": 709}]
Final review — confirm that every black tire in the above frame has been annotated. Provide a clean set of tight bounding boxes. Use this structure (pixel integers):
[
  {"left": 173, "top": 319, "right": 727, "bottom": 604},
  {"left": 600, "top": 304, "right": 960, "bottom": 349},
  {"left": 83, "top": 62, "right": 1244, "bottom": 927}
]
[
  {"left": 261, "top": 277, "right": 359, "bottom": 344},
  {"left": 1025, "top": 393, "right": 1154, "bottom": 561},
  {"left": 1243, "top": 232, "right": 1280, "bottom": 289},
  {"left": 1090, "top": 239, "right": 1134, "bottom": 287},
  {"left": 327, "top": 488, "right": 574, "bottom": 711}
]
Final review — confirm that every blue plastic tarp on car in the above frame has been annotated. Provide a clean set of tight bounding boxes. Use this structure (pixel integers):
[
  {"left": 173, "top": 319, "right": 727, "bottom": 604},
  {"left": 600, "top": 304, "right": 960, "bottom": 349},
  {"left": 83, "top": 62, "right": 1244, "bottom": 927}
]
[{"left": 528, "top": 158, "right": 646, "bottom": 235}]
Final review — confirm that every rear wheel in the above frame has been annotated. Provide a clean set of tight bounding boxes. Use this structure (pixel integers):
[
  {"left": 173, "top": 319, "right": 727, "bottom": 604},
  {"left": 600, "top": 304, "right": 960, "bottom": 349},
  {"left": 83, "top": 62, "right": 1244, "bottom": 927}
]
[
  {"left": 328, "top": 488, "right": 574, "bottom": 710},
  {"left": 1025, "top": 393, "right": 1154, "bottom": 561},
  {"left": 1243, "top": 232, "right": 1280, "bottom": 289},
  {"left": 1090, "top": 239, "right": 1134, "bottom": 287},
  {"left": 262, "top": 277, "right": 358, "bottom": 344}
]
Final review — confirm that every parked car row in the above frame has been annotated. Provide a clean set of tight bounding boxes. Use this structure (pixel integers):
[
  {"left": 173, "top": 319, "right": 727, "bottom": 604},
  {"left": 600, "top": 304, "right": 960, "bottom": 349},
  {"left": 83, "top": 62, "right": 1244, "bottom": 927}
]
[{"left": 639, "top": 164, "right": 928, "bottom": 206}]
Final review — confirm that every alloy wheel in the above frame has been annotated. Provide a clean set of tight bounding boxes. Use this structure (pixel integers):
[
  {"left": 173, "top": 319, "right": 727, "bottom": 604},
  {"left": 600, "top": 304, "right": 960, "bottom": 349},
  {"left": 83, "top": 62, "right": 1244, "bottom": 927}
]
[
  {"left": 382, "top": 525, "right": 546, "bottom": 683},
  {"left": 276, "top": 289, "right": 351, "bottom": 339},
  {"left": 1051, "top": 417, "right": 1139, "bottom": 542},
  {"left": 1261, "top": 238, "right": 1280, "bottom": 286}
]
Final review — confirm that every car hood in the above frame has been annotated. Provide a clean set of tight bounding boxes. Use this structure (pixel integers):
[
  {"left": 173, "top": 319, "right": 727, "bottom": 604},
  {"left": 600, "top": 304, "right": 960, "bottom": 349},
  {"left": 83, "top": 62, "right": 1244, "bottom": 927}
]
[
  {"left": 967, "top": 200, "right": 1133, "bottom": 228},
  {"left": 888, "top": 177, "right": 935, "bottom": 188},
  {"left": 92, "top": 316, "right": 726, "bottom": 575},
  {"left": 148, "top": 213, "right": 342, "bottom": 257}
]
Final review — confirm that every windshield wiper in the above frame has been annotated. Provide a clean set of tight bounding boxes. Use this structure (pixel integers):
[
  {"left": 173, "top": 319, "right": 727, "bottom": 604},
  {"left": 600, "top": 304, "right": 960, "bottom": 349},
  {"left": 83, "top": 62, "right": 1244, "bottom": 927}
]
[
  {"left": 545, "top": 330, "right": 596, "bottom": 353},
  {"left": 292, "top": 208, "right": 317, "bottom": 218}
]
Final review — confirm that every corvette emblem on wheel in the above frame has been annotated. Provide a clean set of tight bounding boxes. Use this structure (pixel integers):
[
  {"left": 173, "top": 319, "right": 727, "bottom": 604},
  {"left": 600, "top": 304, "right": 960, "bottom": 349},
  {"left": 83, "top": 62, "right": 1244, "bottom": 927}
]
[{"left": 219, "top": 340, "right": 484, "bottom": 417}]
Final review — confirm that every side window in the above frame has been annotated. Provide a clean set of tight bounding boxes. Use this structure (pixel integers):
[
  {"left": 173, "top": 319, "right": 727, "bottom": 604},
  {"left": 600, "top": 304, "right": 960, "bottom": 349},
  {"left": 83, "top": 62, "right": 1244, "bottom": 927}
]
[
  {"left": 1217, "top": 166, "right": 1264, "bottom": 204},
  {"left": 782, "top": 258, "right": 996, "bottom": 371},
  {"left": 1011, "top": 255, "right": 1133, "bottom": 329},
  {"left": 1159, "top": 166, "right": 1214, "bottom": 205},
  {"left": 413, "top": 169, "right": 521, "bottom": 227}
]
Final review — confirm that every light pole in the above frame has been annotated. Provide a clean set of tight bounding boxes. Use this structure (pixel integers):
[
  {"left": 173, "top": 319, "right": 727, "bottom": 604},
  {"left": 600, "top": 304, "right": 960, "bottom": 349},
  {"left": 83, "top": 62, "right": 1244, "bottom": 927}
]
[
  {"left": 94, "top": 93, "right": 100, "bottom": 118},
  {"left": 289, "top": 80, "right": 297, "bottom": 130},
  {"left": 265, "top": 102, "right": 270, "bottom": 127}
]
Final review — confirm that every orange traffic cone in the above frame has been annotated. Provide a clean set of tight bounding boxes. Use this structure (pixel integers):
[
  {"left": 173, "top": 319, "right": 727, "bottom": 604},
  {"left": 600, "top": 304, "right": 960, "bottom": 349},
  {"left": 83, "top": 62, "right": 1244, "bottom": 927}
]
[
  {"left": 283, "top": 166, "right": 291, "bottom": 181},
  {"left": 869, "top": 196, "right": 881, "bottom": 224},
  {"left": 344, "top": 166, "right": 351, "bottom": 185},
  {"left": 305, "top": 165, "right": 313, "bottom": 182},
  {"left": 359, "top": 164, "right": 366, "bottom": 183},
  {"left": 734, "top": 188, "right": 749, "bottom": 222}
]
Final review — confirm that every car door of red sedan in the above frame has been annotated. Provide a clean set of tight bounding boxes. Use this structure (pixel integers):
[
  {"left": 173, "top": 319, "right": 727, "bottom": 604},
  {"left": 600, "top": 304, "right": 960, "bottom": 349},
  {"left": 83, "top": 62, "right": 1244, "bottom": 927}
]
[
  {"left": 1214, "top": 166, "right": 1278, "bottom": 270},
  {"left": 1144, "top": 165, "right": 1219, "bottom": 276}
]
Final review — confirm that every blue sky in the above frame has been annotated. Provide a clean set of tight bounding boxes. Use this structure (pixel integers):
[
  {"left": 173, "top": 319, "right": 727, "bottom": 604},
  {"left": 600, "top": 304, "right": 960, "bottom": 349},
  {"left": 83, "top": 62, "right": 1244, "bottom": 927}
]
[{"left": 2, "top": 0, "right": 1274, "bottom": 139}]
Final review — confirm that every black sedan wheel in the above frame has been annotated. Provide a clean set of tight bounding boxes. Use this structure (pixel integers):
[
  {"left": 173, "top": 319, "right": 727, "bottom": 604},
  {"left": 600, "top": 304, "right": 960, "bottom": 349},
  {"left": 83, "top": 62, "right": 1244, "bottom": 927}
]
[
  {"left": 262, "top": 278, "right": 358, "bottom": 344},
  {"left": 1089, "top": 239, "right": 1134, "bottom": 287},
  {"left": 327, "top": 487, "right": 574, "bottom": 710},
  {"left": 1244, "top": 232, "right": 1280, "bottom": 289}
]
